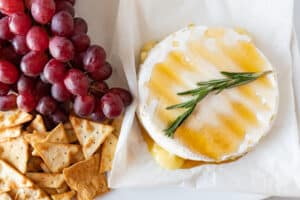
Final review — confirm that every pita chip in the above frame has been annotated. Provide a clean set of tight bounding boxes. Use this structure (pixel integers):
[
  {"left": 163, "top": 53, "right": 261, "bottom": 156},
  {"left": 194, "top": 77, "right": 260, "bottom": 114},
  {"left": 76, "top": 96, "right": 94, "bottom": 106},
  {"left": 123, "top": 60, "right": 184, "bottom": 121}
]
[
  {"left": 27, "top": 114, "right": 46, "bottom": 135},
  {"left": 24, "top": 133, "right": 44, "bottom": 157},
  {"left": 100, "top": 134, "right": 118, "bottom": 173},
  {"left": 14, "top": 187, "right": 50, "bottom": 200},
  {"left": 63, "top": 123, "right": 78, "bottom": 143},
  {"left": 111, "top": 115, "right": 123, "bottom": 136},
  {"left": 35, "top": 143, "right": 84, "bottom": 173},
  {"left": 0, "top": 110, "right": 32, "bottom": 129},
  {"left": 0, "top": 193, "right": 12, "bottom": 200},
  {"left": 41, "top": 187, "right": 58, "bottom": 195},
  {"left": 0, "top": 160, "right": 33, "bottom": 193},
  {"left": 0, "top": 126, "right": 21, "bottom": 141},
  {"left": 55, "top": 183, "right": 69, "bottom": 194},
  {"left": 40, "top": 162, "right": 51, "bottom": 173},
  {"left": 25, "top": 124, "right": 68, "bottom": 145},
  {"left": 51, "top": 190, "right": 75, "bottom": 200},
  {"left": 26, "top": 156, "right": 43, "bottom": 172},
  {"left": 69, "top": 116, "right": 113, "bottom": 158},
  {"left": 63, "top": 154, "right": 109, "bottom": 200},
  {"left": 26, "top": 173, "right": 65, "bottom": 188},
  {"left": 44, "top": 123, "right": 68, "bottom": 143},
  {"left": 25, "top": 124, "right": 69, "bottom": 157},
  {"left": 24, "top": 133, "right": 43, "bottom": 146},
  {"left": 0, "top": 136, "right": 29, "bottom": 173}
]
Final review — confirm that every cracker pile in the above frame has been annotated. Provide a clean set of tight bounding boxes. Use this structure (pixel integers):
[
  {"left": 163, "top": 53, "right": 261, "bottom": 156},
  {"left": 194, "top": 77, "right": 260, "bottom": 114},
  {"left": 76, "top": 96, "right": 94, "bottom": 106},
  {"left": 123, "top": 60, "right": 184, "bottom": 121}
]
[{"left": 0, "top": 110, "right": 119, "bottom": 200}]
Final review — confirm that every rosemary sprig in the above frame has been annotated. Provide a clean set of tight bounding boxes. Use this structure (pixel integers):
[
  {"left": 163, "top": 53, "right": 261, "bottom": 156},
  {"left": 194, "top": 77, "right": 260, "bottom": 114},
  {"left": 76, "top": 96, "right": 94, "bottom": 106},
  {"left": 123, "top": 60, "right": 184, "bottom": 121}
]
[{"left": 164, "top": 70, "right": 272, "bottom": 137}]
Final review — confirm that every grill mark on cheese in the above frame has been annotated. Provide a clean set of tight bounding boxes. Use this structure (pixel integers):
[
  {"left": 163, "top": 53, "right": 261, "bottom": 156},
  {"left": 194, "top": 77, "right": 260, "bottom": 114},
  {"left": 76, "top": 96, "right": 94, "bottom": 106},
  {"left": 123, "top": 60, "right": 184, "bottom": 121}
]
[
  {"left": 147, "top": 77, "right": 180, "bottom": 105},
  {"left": 168, "top": 51, "right": 198, "bottom": 72},
  {"left": 147, "top": 51, "right": 198, "bottom": 124},
  {"left": 216, "top": 114, "right": 245, "bottom": 139},
  {"left": 155, "top": 104, "right": 181, "bottom": 125},
  {"left": 175, "top": 125, "right": 239, "bottom": 160},
  {"left": 237, "top": 85, "right": 270, "bottom": 110},
  {"left": 216, "top": 40, "right": 272, "bottom": 87},
  {"left": 230, "top": 101, "right": 258, "bottom": 125},
  {"left": 187, "top": 40, "right": 236, "bottom": 71},
  {"left": 154, "top": 63, "right": 184, "bottom": 85}
]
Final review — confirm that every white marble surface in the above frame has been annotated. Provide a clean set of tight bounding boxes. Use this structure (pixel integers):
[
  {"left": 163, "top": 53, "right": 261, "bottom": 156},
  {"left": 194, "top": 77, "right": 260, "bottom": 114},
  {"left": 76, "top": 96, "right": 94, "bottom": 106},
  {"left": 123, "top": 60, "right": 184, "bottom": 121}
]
[{"left": 100, "top": 2, "right": 300, "bottom": 200}]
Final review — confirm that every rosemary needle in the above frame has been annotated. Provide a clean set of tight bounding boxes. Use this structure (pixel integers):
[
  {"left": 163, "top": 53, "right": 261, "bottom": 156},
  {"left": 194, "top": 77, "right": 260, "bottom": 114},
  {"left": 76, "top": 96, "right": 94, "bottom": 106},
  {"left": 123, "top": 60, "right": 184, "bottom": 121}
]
[{"left": 164, "top": 70, "right": 272, "bottom": 137}]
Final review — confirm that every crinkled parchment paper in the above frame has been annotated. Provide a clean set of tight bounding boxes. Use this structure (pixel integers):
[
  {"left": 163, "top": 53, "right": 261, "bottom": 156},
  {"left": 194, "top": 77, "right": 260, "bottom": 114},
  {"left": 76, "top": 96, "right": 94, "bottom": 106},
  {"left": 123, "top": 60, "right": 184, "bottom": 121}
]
[{"left": 78, "top": 0, "right": 300, "bottom": 197}]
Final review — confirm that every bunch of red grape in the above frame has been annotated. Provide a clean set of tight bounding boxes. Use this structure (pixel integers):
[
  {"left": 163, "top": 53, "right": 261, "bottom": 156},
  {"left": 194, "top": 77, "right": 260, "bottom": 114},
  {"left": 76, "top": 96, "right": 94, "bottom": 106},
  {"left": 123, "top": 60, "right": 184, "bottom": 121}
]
[{"left": 0, "top": 0, "right": 132, "bottom": 128}]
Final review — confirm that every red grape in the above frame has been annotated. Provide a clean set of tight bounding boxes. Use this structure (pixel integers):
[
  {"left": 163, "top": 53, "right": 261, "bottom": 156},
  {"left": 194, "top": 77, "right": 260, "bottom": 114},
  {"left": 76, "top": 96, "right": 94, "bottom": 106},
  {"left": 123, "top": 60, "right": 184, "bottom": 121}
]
[
  {"left": 109, "top": 87, "right": 133, "bottom": 106},
  {"left": 40, "top": 72, "right": 49, "bottom": 83},
  {"left": 83, "top": 45, "right": 106, "bottom": 73},
  {"left": 71, "top": 33, "right": 90, "bottom": 52},
  {"left": 0, "top": 0, "right": 24, "bottom": 15},
  {"left": 0, "top": 0, "right": 129, "bottom": 116},
  {"left": 0, "top": 60, "right": 19, "bottom": 84},
  {"left": 90, "top": 103, "right": 106, "bottom": 122},
  {"left": 36, "top": 96, "right": 57, "bottom": 115},
  {"left": 9, "top": 13, "right": 31, "bottom": 35},
  {"left": 51, "top": 11, "right": 74, "bottom": 37},
  {"left": 20, "top": 51, "right": 48, "bottom": 77},
  {"left": 35, "top": 80, "right": 51, "bottom": 100},
  {"left": 0, "top": 82, "right": 10, "bottom": 96},
  {"left": 26, "top": 26, "right": 49, "bottom": 52},
  {"left": 12, "top": 35, "right": 29, "bottom": 55},
  {"left": 51, "top": 109, "right": 68, "bottom": 123},
  {"left": 31, "top": 0, "right": 55, "bottom": 24},
  {"left": 89, "top": 81, "right": 108, "bottom": 98},
  {"left": 49, "top": 36, "right": 74, "bottom": 62},
  {"left": 0, "top": 39, "right": 8, "bottom": 48},
  {"left": 89, "top": 62, "right": 112, "bottom": 81},
  {"left": 64, "top": 69, "right": 88, "bottom": 96},
  {"left": 100, "top": 92, "right": 124, "bottom": 119},
  {"left": 17, "top": 75, "right": 36, "bottom": 94},
  {"left": 65, "top": 0, "right": 75, "bottom": 5},
  {"left": 71, "top": 52, "right": 85, "bottom": 68},
  {"left": 58, "top": 102, "right": 71, "bottom": 115},
  {"left": 55, "top": 0, "right": 75, "bottom": 4},
  {"left": 25, "top": 0, "right": 33, "bottom": 10},
  {"left": 17, "top": 92, "right": 37, "bottom": 112},
  {"left": 0, "top": 94, "right": 17, "bottom": 111},
  {"left": 0, "top": 16, "right": 13, "bottom": 40},
  {"left": 51, "top": 82, "right": 72, "bottom": 102},
  {"left": 73, "top": 17, "right": 87, "bottom": 35},
  {"left": 43, "top": 115, "right": 56, "bottom": 130},
  {"left": 56, "top": 1, "right": 74, "bottom": 17},
  {"left": 0, "top": 45, "right": 21, "bottom": 65},
  {"left": 74, "top": 95, "right": 95, "bottom": 117},
  {"left": 43, "top": 59, "right": 66, "bottom": 84}
]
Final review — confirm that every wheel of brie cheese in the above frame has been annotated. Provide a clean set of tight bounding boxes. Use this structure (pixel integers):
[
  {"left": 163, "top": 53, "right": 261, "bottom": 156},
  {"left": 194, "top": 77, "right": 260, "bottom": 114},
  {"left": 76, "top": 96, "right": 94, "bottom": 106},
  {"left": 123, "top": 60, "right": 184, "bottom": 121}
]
[{"left": 137, "top": 26, "right": 278, "bottom": 162}]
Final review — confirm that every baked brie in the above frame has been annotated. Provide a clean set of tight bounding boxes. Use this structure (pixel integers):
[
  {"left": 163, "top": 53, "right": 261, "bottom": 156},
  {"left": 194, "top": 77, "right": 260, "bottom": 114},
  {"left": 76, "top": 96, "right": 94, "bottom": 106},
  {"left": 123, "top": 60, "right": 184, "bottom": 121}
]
[{"left": 137, "top": 26, "right": 278, "bottom": 162}]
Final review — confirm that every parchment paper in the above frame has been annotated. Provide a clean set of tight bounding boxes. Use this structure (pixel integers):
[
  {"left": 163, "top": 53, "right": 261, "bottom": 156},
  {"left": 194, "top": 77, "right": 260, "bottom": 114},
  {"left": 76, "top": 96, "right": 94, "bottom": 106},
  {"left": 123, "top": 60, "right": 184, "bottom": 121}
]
[{"left": 78, "top": 0, "right": 300, "bottom": 197}]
